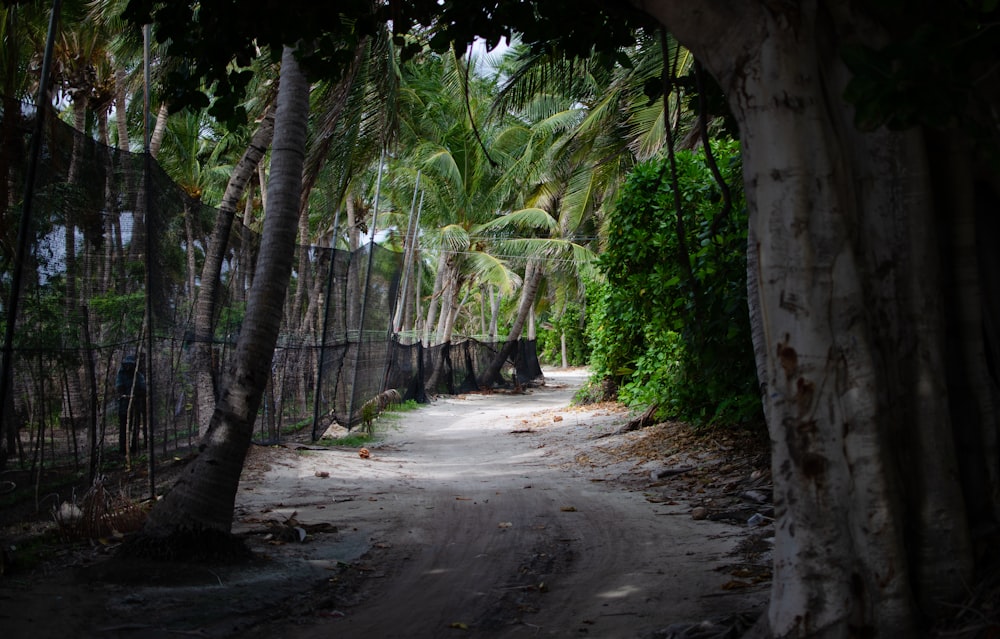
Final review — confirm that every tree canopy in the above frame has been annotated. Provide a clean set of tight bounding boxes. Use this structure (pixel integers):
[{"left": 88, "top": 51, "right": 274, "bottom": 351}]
[{"left": 117, "top": 0, "right": 653, "bottom": 124}]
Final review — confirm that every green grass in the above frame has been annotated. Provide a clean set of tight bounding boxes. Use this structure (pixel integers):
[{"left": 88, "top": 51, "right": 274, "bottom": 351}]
[
  {"left": 316, "top": 400, "right": 424, "bottom": 447},
  {"left": 318, "top": 432, "right": 375, "bottom": 448}
]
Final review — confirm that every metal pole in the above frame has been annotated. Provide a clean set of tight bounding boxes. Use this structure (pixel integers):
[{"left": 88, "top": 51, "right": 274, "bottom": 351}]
[
  {"left": 345, "top": 151, "right": 384, "bottom": 429},
  {"left": 143, "top": 23, "right": 156, "bottom": 498},
  {"left": 310, "top": 209, "right": 342, "bottom": 440},
  {"left": 0, "top": 0, "right": 62, "bottom": 468},
  {"left": 392, "top": 172, "right": 421, "bottom": 334}
]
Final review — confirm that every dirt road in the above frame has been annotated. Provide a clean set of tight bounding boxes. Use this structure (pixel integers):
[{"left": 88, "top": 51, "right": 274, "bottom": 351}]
[
  {"left": 0, "top": 369, "right": 770, "bottom": 638},
  {"left": 235, "top": 369, "right": 769, "bottom": 638}
]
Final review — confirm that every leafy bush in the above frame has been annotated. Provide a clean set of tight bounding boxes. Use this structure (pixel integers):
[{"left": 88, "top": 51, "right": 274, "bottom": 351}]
[
  {"left": 537, "top": 303, "right": 589, "bottom": 366},
  {"left": 588, "top": 139, "right": 761, "bottom": 427}
]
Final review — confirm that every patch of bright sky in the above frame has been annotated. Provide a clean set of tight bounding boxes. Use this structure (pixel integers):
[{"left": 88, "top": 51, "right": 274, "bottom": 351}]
[{"left": 469, "top": 35, "right": 514, "bottom": 80}]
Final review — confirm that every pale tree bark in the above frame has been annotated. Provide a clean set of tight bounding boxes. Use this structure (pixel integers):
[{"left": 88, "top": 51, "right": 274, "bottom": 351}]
[
  {"left": 632, "top": 0, "right": 993, "bottom": 636},
  {"left": 191, "top": 105, "right": 275, "bottom": 437},
  {"left": 435, "top": 257, "right": 460, "bottom": 342},
  {"left": 423, "top": 255, "right": 462, "bottom": 391},
  {"left": 114, "top": 68, "right": 129, "bottom": 152},
  {"left": 440, "top": 279, "right": 468, "bottom": 343},
  {"left": 423, "top": 252, "right": 447, "bottom": 345},
  {"left": 140, "top": 47, "right": 308, "bottom": 539},
  {"left": 148, "top": 102, "right": 170, "bottom": 159},
  {"left": 479, "top": 283, "right": 487, "bottom": 335}
]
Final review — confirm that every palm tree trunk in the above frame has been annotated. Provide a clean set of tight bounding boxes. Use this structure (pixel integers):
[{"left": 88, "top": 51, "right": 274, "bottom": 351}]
[
  {"left": 488, "top": 287, "right": 500, "bottom": 340},
  {"left": 61, "top": 100, "right": 86, "bottom": 430},
  {"left": 191, "top": 105, "right": 275, "bottom": 436},
  {"left": 148, "top": 102, "right": 169, "bottom": 159},
  {"left": 292, "top": 40, "right": 368, "bottom": 332},
  {"left": 477, "top": 260, "right": 543, "bottom": 388},
  {"left": 115, "top": 68, "right": 129, "bottom": 151},
  {"left": 423, "top": 252, "right": 447, "bottom": 345},
  {"left": 140, "top": 47, "right": 309, "bottom": 540}
]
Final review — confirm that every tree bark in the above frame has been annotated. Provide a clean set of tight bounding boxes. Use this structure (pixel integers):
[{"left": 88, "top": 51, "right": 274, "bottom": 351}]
[
  {"left": 476, "top": 259, "right": 543, "bottom": 388},
  {"left": 191, "top": 105, "right": 275, "bottom": 437},
  {"left": 423, "top": 252, "right": 447, "bottom": 345},
  {"left": 142, "top": 47, "right": 308, "bottom": 537},
  {"left": 148, "top": 102, "right": 170, "bottom": 160},
  {"left": 632, "top": 0, "right": 990, "bottom": 635}
]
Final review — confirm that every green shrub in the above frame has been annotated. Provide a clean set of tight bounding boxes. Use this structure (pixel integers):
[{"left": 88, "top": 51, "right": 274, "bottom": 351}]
[{"left": 588, "top": 139, "right": 762, "bottom": 428}]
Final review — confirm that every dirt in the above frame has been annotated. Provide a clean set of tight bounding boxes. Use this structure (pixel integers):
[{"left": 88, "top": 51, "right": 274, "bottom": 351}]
[{"left": 0, "top": 368, "right": 774, "bottom": 639}]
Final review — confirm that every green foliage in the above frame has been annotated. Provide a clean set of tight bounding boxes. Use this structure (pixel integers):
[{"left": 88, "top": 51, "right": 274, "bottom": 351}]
[
  {"left": 216, "top": 302, "right": 246, "bottom": 340},
  {"left": 89, "top": 292, "right": 146, "bottom": 335},
  {"left": 537, "top": 303, "right": 589, "bottom": 366},
  {"left": 588, "top": 139, "right": 761, "bottom": 427},
  {"left": 320, "top": 432, "right": 374, "bottom": 448},
  {"left": 123, "top": 0, "right": 653, "bottom": 125}
]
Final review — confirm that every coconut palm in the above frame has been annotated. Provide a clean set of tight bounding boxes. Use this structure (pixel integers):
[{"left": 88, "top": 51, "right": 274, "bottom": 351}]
[
  {"left": 474, "top": 89, "right": 603, "bottom": 387},
  {"left": 392, "top": 46, "right": 523, "bottom": 349},
  {"left": 139, "top": 45, "right": 310, "bottom": 542}
]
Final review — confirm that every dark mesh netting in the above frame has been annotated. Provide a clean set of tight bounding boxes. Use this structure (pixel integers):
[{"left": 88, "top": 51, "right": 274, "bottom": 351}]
[{"left": 1, "top": 101, "right": 543, "bottom": 471}]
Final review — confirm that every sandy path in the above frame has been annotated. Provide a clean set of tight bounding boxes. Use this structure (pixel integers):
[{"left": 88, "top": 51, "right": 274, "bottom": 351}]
[
  {"left": 0, "top": 369, "right": 768, "bottom": 639},
  {"left": 234, "top": 369, "right": 768, "bottom": 638}
]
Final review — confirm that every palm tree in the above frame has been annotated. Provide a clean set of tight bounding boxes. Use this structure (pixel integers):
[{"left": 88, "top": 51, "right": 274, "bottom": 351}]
[
  {"left": 189, "top": 103, "right": 275, "bottom": 436},
  {"left": 473, "top": 57, "right": 615, "bottom": 386},
  {"left": 469, "top": 36, "right": 698, "bottom": 387},
  {"left": 139, "top": 45, "right": 310, "bottom": 542},
  {"left": 394, "top": 47, "right": 520, "bottom": 347}
]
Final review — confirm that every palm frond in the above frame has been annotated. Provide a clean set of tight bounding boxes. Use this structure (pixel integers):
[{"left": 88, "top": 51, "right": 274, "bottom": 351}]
[
  {"left": 438, "top": 223, "right": 471, "bottom": 252},
  {"left": 477, "top": 208, "right": 557, "bottom": 236},
  {"left": 463, "top": 251, "right": 521, "bottom": 295}
]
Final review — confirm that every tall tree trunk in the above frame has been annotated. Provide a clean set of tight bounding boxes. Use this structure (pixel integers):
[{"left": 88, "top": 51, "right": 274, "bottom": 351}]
[
  {"left": 183, "top": 204, "right": 197, "bottom": 298},
  {"left": 115, "top": 68, "right": 129, "bottom": 152},
  {"left": 140, "top": 46, "right": 308, "bottom": 539},
  {"left": 435, "top": 258, "right": 458, "bottom": 341},
  {"left": 488, "top": 287, "right": 500, "bottom": 340},
  {"left": 634, "top": 1, "right": 990, "bottom": 634},
  {"left": 61, "top": 100, "right": 86, "bottom": 430},
  {"left": 191, "top": 105, "right": 275, "bottom": 437},
  {"left": 476, "top": 260, "right": 543, "bottom": 388},
  {"left": 423, "top": 252, "right": 447, "bottom": 345},
  {"left": 148, "top": 102, "right": 170, "bottom": 159},
  {"left": 293, "top": 40, "right": 368, "bottom": 331}
]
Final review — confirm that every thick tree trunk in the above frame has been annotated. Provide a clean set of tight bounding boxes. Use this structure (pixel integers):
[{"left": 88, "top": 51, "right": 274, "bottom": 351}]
[
  {"left": 142, "top": 47, "right": 308, "bottom": 538},
  {"left": 633, "top": 0, "right": 992, "bottom": 635}
]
